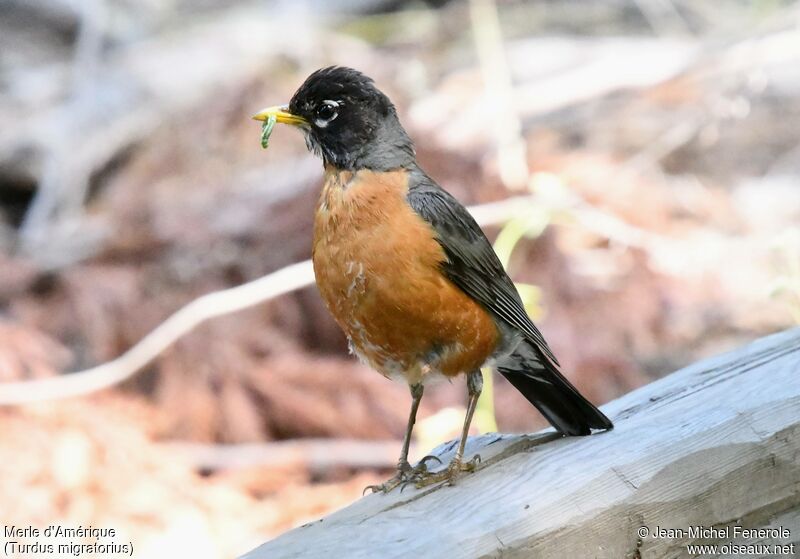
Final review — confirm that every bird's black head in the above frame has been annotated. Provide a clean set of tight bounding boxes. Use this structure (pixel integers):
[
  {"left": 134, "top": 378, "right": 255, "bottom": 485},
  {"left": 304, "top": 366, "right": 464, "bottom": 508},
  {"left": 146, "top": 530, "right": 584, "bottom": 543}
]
[{"left": 253, "top": 67, "right": 415, "bottom": 170}]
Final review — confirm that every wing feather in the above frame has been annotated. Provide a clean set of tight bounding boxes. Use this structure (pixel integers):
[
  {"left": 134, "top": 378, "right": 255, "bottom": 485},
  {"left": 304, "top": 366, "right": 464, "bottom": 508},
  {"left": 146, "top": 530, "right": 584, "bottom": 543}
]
[{"left": 406, "top": 170, "right": 559, "bottom": 366}]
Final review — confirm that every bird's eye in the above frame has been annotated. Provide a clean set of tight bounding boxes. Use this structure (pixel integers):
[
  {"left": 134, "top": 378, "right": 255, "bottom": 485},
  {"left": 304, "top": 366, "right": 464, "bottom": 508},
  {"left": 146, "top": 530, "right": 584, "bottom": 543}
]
[{"left": 315, "top": 100, "right": 339, "bottom": 126}]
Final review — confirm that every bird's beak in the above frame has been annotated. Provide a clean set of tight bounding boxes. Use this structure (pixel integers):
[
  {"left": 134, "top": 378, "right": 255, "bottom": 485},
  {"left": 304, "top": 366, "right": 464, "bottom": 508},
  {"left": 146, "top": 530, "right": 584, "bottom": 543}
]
[{"left": 251, "top": 104, "right": 308, "bottom": 127}]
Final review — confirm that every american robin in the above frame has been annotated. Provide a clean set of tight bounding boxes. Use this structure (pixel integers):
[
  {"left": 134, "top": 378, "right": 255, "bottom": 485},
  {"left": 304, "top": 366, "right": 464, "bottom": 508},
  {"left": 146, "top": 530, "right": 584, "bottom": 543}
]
[{"left": 253, "top": 66, "right": 612, "bottom": 492}]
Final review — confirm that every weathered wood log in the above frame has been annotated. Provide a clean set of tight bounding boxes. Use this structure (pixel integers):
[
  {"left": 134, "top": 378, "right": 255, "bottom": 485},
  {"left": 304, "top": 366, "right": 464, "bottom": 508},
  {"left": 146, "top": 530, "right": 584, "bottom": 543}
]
[{"left": 242, "top": 328, "right": 800, "bottom": 558}]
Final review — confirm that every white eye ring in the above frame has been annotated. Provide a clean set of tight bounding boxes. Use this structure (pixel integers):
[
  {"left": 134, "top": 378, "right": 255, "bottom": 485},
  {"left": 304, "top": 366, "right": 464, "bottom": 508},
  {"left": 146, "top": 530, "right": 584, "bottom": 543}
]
[{"left": 314, "top": 100, "right": 340, "bottom": 128}]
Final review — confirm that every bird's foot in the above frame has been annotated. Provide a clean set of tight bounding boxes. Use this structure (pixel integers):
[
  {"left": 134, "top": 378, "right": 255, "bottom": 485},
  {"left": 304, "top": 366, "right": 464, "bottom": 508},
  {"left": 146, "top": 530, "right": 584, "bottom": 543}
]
[
  {"left": 364, "top": 455, "right": 443, "bottom": 495},
  {"left": 413, "top": 454, "right": 481, "bottom": 489}
]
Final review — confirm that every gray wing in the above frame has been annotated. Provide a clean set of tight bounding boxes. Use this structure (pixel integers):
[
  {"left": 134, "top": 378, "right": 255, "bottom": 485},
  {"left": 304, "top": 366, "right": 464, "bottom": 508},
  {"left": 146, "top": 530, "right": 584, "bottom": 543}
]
[{"left": 406, "top": 169, "right": 559, "bottom": 366}]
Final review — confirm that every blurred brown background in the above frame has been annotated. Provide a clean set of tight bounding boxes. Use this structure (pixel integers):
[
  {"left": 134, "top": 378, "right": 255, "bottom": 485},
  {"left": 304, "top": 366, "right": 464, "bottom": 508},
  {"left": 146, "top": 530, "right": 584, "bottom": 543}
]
[{"left": 1, "top": 0, "right": 799, "bottom": 556}]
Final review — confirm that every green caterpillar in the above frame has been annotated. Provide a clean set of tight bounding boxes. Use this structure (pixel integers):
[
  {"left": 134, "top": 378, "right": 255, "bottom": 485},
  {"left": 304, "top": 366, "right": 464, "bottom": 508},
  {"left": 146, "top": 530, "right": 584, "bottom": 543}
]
[{"left": 260, "top": 114, "right": 277, "bottom": 149}]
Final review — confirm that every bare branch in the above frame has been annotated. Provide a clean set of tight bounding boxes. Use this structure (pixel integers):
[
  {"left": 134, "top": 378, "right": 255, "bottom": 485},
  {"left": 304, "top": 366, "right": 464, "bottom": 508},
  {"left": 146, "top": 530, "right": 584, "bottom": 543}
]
[{"left": 0, "top": 260, "right": 313, "bottom": 405}]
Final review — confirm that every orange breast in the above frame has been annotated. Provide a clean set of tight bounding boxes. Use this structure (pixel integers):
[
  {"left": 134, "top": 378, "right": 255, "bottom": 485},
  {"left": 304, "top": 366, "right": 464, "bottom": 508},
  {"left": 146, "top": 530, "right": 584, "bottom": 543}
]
[{"left": 312, "top": 167, "right": 498, "bottom": 384}]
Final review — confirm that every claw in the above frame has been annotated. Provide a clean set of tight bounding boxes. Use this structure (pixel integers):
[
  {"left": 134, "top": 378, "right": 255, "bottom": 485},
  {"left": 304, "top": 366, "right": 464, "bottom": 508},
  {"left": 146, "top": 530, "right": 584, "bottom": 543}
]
[
  {"left": 362, "top": 459, "right": 415, "bottom": 494},
  {"left": 416, "top": 454, "right": 442, "bottom": 467},
  {"left": 414, "top": 454, "right": 482, "bottom": 488},
  {"left": 465, "top": 454, "right": 481, "bottom": 470},
  {"left": 364, "top": 455, "right": 448, "bottom": 494},
  {"left": 363, "top": 476, "right": 403, "bottom": 495}
]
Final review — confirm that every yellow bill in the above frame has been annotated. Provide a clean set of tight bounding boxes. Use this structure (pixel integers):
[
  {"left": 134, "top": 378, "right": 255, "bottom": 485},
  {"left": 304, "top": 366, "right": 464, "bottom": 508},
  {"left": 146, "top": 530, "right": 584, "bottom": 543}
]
[{"left": 251, "top": 105, "right": 308, "bottom": 127}]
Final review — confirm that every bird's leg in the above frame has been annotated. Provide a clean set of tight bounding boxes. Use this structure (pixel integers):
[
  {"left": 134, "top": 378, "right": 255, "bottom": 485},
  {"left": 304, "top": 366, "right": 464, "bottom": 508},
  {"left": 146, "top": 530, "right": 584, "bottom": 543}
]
[
  {"left": 453, "top": 369, "right": 484, "bottom": 470},
  {"left": 396, "top": 382, "right": 424, "bottom": 471},
  {"left": 364, "top": 383, "right": 426, "bottom": 494},
  {"left": 415, "top": 369, "right": 483, "bottom": 488}
]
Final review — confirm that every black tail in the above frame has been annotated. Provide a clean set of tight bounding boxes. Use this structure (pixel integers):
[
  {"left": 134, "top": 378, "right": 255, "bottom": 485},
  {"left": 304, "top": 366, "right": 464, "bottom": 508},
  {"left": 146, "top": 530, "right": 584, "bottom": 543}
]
[{"left": 497, "top": 340, "right": 613, "bottom": 436}]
